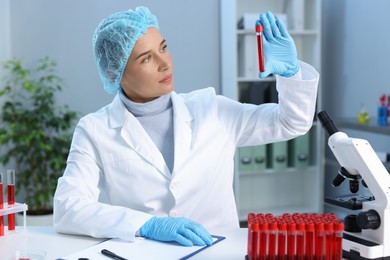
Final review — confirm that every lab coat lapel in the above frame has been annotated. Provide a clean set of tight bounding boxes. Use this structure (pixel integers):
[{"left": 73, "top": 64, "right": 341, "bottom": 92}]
[
  {"left": 108, "top": 95, "right": 171, "bottom": 179},
  {"left": 171, "top": 92, "right": 194, "bottom": 175}
]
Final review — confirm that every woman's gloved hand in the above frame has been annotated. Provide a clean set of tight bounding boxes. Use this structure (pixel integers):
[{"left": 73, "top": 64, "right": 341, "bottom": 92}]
[
  {"left": 258, "top": 11, "right": 299, "bottom": 78},
  {"left": 139, "top": 216, "right": 213, "bottom": 246}
]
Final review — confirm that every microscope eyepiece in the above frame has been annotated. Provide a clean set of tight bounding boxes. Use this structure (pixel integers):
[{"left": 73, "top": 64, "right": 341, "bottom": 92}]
[{"left": 317, "top": 111, "right": 339, "bottom": 136}]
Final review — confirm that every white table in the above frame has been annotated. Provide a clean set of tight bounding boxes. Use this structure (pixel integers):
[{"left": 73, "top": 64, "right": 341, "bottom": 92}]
[{"left": 0, "top": 227, "right": 248, "bottom": 259}]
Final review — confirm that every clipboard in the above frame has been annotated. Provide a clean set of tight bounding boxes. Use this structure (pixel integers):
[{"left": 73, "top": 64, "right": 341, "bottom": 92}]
[
  {"left": 62, "top": 235, "right": 225, "bottom": 259},
  {"left": 179, "top": 235, "right": 225, "bottom": 259}
]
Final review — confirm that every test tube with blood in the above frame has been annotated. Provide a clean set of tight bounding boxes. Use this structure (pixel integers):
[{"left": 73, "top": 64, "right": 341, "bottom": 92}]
[
  {"left": 267, "top": 221, "right": 278, "bottom": 260},
  {"left": 276, "top": 217, "right": 287, "bottom": 260},
  {"left": 247, "top": 213, "right": 259, "bottom": 260},
  {"left": 304, "top": 218, "right": 315, "bottom": 260},
  {"left": 247, "top": 213, "right": 254, "bottom": 259},
  {"left": 259, "top": 221, "right": 268, "bottom": 260},
  {"left": 295, "top": 221, "right": 305, "bottom": 260},
  {"left": 324, "top": 220, "right": 334, "bottom": 260},
  {"left": 256, "top": 22, "right": 265, "bottom": 73},
  {"left": 286, "top": 220, "right": 296, "bottom": 260},
  {"left": 333, "top": 221, "right": 344, "bottom": 260},
  {"left": 0, "top": 172, "right": 4, "bottom": 236},
  {"left": 255, "top": 214, "right": 266, "bottom": 259},
  {"left": 7, "top": 169, "right": 15, "bottom": 231},
  {"left": 264, "top": 214, "right": 276, "bottom": 260},
  {"left": 315, "top": 220, "right": 325, "bottom": 260},
  {"left": 247, "top": 214, "right": 253, "bottom": 254}
]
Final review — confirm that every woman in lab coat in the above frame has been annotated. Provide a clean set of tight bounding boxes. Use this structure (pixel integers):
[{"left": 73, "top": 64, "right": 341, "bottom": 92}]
[{"left": 53, "top": 6, "right": 319, "bottom": 246}]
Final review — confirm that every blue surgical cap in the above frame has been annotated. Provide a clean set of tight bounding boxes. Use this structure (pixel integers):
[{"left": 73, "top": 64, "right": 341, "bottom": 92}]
[{"left": 92, "top": 6, "right": 159, "bottom": 94}]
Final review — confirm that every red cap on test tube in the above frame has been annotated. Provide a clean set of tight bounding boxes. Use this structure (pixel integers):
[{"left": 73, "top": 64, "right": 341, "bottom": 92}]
[
  {"left": 325, "top": 213, "right": 338, "bottom": 221},
  {"left": 292, "top": 213, "right": 302, "bottom": 220},
  {"left": 265, "top": 213, "right": 275, "bottom": 221}
]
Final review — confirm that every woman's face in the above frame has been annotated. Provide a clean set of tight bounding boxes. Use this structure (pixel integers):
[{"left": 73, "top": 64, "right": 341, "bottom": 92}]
[{"left": 120, "top": 27, "right": 174, "bottom": 103}]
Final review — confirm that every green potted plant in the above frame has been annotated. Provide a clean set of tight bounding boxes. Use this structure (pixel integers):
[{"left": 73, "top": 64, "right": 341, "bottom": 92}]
[{"left": 0, "top": 56, "right": 78, "bottom": 218}]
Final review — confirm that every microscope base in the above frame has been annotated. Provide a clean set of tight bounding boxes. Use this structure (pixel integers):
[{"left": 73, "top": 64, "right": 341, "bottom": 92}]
[{"left": 343, "top": 233, "right": 390, "bottom": 259}]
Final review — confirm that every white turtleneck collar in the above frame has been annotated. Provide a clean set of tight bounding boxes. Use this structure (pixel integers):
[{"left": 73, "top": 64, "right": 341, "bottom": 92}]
[{"left": 119, "top": 90, "right": 172, "bottom": 117}]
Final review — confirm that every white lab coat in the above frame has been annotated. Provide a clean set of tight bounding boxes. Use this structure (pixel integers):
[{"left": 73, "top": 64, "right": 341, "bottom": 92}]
[{"left": 53, "top": 61, "right": 319, "bottom": 241}]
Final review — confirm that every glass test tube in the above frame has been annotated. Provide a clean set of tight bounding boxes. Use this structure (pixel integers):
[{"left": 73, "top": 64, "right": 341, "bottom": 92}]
[
  {"left": 0, "top": 172, "right": 4, "bottom": 236},
  {"left": 325, "top": 220, "right": 334, "bottom": 260},
  {"left": 259, "top": 221, "right": 268, "bottom": 260},
  {"left": 295, "top": 222, "right": 305, "bottom": 260},
  {"left": 315, "top": 221, "right": 325, "bottom": 260},
  {"left": 333, "top": 221, "right": 344, "bottom": 260},
  {"left": 7, "top": 169, "right": 15, "bottom": 231},
  {"left": 248, "top": 213, "right": 259, "bottom": 260},
  {"left": 286, "top": 221, "right": 296, "bottom": 260},
  {"left": 247, "top": 213, "right": 254, "bottom": 259},
  {"left": 277, "top": 219, "right": 287, "bottom": 260},
  {"left": 305, "top": 220, "right": 315, "bottom": 260},
  {"left": 267, "top": 221, "right": 278, "bottom": 260},
  {"left": 256, "top": 24, "right": 265, "bottom": 73}
]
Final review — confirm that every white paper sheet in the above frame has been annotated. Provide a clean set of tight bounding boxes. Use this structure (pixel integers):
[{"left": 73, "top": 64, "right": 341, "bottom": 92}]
[{"left": 62, "top": 236, "right": 224, "bottom": 260}]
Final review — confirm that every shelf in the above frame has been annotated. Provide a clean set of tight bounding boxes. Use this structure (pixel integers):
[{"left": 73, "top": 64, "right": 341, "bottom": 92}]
[
  {"left": 221, "top": 0, "right": 323, "bottom": 218},
  {"left": 239, "top": 166, "right": 317, "bottom": 176},
  {"left": 237, "top": 76, "right": 276, "bottom": 83},
  {"left": 335, "top": 118, "right": 390, "bottom": 135}
]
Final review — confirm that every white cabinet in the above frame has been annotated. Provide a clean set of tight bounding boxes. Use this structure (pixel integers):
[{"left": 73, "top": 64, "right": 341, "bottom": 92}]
[{"left": 220, "top": 0, "right": 323, "bottom": 222}]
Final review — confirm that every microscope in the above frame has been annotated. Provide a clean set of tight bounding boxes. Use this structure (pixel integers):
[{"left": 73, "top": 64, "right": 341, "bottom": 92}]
[{"left": 318, "top": 111, "right": 390, "bottom": 259}]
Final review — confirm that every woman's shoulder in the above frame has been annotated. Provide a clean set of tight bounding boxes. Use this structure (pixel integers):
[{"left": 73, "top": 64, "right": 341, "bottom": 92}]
[
  {"left": 173, "top": 87, "right": 220, "bottom": 117},
  {"left": 176, "top": 87, "right": 216, "bottom": 102},
  {"left": 76, "top": 102, "right": 114, "bottom": 130}
]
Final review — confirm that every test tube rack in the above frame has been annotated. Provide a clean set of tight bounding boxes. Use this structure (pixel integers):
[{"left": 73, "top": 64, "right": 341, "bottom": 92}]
[
  {"left": 246, "top": 212, "right": 344, "bottom": 260},
  {"left": 0, "top": 202, "right": 28, "bottom": 236}
]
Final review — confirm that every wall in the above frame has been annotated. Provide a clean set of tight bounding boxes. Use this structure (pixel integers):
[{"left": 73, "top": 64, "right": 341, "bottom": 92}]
[
  {"left": 5, "top": 0, "right": 221, "bottom": 115},
  {"left": 322, "top": 0, "right": 390, "bottom": 121},
  {"left": 321, "top": 0, "right": 390, "bottom": 215},
  {"left": 0, "top": 0, "right": 11, "bottom": 77}
]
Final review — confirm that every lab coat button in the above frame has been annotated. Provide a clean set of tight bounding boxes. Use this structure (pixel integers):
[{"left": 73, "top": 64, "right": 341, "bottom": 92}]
[
  {"left": 170, "top": 210, "right": 179, "bottom": 217},
  {"left": 170, "top": 180, "right": 179, "bottom": 190}
]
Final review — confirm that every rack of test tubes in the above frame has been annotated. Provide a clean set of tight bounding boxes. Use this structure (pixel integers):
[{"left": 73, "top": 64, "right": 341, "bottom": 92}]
[
  {"left": 0, "top": 170, "right": 28, "bottom": 236},
  {"left": 246, "top": 212, "right": 344, "bottom": 260}
]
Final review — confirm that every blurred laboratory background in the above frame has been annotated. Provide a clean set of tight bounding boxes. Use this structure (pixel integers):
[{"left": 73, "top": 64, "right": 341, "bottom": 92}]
[{"left": 1, "top": 0, "right": 390, "bottom": 222}]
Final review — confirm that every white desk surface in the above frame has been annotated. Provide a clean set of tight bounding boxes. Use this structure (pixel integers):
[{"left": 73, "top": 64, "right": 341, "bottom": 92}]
[{"left": 0, "top": 226, "right": 248, "bottom": 259}]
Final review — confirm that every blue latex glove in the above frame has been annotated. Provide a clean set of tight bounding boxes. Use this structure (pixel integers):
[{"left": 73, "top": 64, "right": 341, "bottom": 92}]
[
  {"left": 139, "top": 217, "right": 213, "bottom": 247},
  {"left": 257, "top": 11, "right": 299, "bottom": 78}
]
